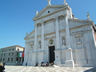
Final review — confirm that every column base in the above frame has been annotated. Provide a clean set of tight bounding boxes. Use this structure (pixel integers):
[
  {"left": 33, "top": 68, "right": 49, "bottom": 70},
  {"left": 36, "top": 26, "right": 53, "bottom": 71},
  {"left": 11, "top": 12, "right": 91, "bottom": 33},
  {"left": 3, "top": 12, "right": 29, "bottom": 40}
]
[
  {"left": 55, "top": 50, "right": 61, "bottom": 65},
  {"left": 65, "top": 60, "right": 74, "bottom": 67},
  {"left": 54, "top": 60, "right": 61, "bottom": 65}
]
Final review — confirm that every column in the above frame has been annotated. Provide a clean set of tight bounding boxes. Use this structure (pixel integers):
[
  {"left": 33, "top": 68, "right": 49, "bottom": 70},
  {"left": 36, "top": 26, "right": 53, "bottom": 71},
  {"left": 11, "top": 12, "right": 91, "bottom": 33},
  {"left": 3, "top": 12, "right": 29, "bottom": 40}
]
[
  {"left": 23, "top": 42, "right": 29, "bottom": 65},
  {"left": 55, "top": 17, "right": 61, "bottom": 65},
  {"left": 23, "top": 43, "right": 27, "bottom": 65},
  {"left": 34, "top": 24, "right": 37, "bottom": 66},
  {"left": 65, "top": 11, "right": 71, "bottom": 49},
  {"left": 65, "top": 10, "right": 74, "bottom": 67},
  {"left": 41, "top": 23, "right": 44, "bottom": 50},
  {"left": 35, "top": 24, "right": 37, "bottom": 51},
  {"left": 41, "top": 23, "right": 45, "bottom": 62}
]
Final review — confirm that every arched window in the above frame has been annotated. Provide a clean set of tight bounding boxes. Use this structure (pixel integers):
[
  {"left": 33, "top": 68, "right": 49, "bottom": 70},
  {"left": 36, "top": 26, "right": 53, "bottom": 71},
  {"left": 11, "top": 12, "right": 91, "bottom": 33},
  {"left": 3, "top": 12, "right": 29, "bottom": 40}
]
[{"left": 8, "top": 58, "right": 10, "bottom": 62}]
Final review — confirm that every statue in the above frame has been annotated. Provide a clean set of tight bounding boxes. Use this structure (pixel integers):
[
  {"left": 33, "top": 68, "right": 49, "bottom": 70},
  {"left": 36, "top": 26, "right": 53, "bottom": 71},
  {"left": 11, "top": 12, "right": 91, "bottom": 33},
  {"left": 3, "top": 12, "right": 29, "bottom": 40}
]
[
  {"left": 48, "top": 0, "right": 51, "bottom": 6},
  {"left": 87, "top": 12, "right": 91, "bottom": 20},
  {"left": 64, "top": 0, "right": 68, "bottom": 5},
  {"left": 36, "top": 10, "right": 39, "bottom": 16}
]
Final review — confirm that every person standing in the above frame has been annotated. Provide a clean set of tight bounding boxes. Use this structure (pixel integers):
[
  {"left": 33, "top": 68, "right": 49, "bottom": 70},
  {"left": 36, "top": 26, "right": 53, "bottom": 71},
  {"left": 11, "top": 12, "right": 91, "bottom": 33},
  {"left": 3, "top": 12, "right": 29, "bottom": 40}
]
[{"left": 0, "top": 62, "right": 5, "bottom": 72}]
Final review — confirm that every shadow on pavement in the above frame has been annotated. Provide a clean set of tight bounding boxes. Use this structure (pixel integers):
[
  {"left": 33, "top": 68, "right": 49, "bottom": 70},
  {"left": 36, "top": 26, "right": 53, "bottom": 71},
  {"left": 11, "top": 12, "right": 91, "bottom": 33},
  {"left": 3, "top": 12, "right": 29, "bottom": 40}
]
[{"left": 84, "top": 67, "right": 96, "bottom": 72}]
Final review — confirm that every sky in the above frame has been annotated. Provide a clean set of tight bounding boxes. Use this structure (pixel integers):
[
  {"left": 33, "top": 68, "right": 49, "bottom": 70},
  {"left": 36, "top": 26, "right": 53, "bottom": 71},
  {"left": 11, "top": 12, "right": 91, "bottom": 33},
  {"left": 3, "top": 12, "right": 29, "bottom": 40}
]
[{"left": 0, "top": 0, "right": 96, "bottom": 48}]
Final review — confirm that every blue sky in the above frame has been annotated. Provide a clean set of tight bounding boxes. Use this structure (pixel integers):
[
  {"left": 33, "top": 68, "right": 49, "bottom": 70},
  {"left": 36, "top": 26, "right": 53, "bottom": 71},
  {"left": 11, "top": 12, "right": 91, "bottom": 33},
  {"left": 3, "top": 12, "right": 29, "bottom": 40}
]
[{"left": 0, "top": 0, "right": 96, "bottom": 48}]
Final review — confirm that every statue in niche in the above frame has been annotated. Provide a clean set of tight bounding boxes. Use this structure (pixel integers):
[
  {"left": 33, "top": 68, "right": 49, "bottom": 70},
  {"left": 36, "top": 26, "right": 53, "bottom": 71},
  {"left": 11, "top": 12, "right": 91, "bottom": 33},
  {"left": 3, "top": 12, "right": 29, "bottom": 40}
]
[
  {"left": 76, "top": 37, "right": 82, "bottom": 45},
  {"left": 62, "top": 37, "right": 66, "bottom": 46},
  {"left": 75, "top": 33, "right": 82, "bottom": 45},
  {"left": 30, "top": 41, "right": 34, "bottom": 49},
  {"left": 30, "top": 44, "right": 33, "bottom": 49},
  {"left": 38, "top": 41, "right": 41, "bottom": 48}
]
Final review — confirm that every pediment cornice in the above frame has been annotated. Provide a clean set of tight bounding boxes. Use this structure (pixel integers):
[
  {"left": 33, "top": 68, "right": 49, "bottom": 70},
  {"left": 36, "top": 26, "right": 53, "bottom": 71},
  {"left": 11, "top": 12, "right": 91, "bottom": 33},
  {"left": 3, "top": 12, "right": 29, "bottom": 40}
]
[{"left": 33, "top": 5, "right": 69, "bottom": 21}]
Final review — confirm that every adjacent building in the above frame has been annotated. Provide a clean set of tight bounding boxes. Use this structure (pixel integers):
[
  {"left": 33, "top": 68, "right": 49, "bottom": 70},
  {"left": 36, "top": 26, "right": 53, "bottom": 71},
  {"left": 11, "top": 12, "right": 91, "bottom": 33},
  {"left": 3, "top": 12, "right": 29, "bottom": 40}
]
[
  {"left": 24, "top": 0, "right": 96, "bottom": 67},
  {"left": 0, "top": 45, "right": 24, "bottom": 65}
]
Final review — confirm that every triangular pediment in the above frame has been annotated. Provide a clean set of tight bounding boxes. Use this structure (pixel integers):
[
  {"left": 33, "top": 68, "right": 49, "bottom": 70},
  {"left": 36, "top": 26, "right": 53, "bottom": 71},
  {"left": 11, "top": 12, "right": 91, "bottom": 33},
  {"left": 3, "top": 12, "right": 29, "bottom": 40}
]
[{"left": 34, "top": 5, "right": 65, "bottom": 20}]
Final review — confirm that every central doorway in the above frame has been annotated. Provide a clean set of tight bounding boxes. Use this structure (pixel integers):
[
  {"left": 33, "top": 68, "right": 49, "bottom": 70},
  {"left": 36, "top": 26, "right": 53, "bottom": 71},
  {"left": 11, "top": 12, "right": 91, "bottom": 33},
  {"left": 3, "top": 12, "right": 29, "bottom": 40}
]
[{"left": 49, "top": 46, "right": 55, "bottom": 63}]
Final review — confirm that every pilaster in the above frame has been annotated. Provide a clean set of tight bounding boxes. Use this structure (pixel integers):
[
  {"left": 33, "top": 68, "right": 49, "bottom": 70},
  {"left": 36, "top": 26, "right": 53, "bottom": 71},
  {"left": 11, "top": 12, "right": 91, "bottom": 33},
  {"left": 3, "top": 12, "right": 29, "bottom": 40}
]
[
  {"left": 65, "top": 10, "right": 74, "bottom": 67},
  {"left": 34, "top": 24, "right": 37, "bottom": 65},
  {"left": 55, "top": 17, "right": 61, "bottom": 65},
  {"left": 41, "top": 22, "right": 45, "bottom": 62},
  {"left": 41, "top": 23, "right": 45, "bottom": 50}
]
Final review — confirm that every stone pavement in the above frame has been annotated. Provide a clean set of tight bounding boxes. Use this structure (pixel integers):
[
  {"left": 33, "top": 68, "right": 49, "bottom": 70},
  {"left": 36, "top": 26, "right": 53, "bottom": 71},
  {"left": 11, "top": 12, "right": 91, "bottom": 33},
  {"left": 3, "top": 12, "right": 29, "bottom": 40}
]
[{"left": 5, "top": 66, "right": 93, "bottom": 72}]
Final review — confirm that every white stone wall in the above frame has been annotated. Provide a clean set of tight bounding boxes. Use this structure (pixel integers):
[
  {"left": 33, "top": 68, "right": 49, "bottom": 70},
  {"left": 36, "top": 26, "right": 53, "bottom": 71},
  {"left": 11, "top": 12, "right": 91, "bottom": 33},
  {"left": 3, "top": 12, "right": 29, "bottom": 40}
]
[
  {"left": 44, "top": 20, "right": 55, "bottom": 34},
  {"left": 24, "top": 21, "right": 96, "bottom": 67},
  {"left": 24, "top": 4, "right": 96, "bottom": 67}
]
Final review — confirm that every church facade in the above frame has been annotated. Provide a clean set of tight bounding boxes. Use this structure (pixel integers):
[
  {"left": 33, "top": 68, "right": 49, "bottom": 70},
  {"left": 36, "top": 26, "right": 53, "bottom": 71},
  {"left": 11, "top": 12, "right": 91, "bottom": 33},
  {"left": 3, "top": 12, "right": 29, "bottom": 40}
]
[{"left": 23, "top": 1, "right": 96, "bottom": 67}]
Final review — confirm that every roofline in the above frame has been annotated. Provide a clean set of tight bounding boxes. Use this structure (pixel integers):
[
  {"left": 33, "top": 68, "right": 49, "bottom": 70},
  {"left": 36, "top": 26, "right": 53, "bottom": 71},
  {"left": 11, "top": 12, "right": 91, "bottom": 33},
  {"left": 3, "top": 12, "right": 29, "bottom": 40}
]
[{"left": 0, "top": 45, "right": 25, "bottom": 49}]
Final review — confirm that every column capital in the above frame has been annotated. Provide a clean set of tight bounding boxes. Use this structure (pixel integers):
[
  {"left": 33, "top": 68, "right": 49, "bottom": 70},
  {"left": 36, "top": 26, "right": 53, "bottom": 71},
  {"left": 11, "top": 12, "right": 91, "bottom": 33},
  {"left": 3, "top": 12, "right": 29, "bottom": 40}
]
[{"left": 35, "top": 21, "right": 45, "bottom": 26}]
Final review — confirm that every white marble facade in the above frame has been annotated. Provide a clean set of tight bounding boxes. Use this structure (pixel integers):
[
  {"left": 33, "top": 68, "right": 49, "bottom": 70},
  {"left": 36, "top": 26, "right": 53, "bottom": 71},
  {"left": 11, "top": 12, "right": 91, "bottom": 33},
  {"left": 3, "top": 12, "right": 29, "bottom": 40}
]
[{"left": 23, "top": 1, "right": 96, "bottom": 67}]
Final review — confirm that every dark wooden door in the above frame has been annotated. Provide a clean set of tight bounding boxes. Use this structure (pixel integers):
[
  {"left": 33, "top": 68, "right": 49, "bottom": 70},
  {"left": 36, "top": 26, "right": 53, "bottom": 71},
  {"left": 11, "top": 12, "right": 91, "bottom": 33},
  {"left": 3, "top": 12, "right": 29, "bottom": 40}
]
[{"left": 49, "top": 46, "right": 55, "bottom": 63}]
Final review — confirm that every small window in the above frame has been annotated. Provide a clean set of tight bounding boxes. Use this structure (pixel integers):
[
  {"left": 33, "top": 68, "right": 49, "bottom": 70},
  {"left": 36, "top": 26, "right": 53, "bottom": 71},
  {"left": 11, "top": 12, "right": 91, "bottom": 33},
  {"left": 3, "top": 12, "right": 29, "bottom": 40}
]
[
  {"left": 9, "top": 53, "right": 10, "bottom": 56},
  {"left": 48, "top": 11, "right": 50, "bottom": 13},
  {"left": 11, "top": 58, "right": 13, "bottom": 62},
  {"left": 9, "top": 49, "right": 11, "bottom": 51},
  {"left": 12, "top": 53, "right": 14, "bottom": 56},
  {"left": 12, "top": 49, "right": 14, "bottom": 51},
  {"left": 3, "top": 58, "right": 5, "bottom": 61},
  {"left": 8, "top": 58, "right": 10, "bottom": 61},
  {"left": 4, "top": 53, "right": 5, "bottom": 56}
]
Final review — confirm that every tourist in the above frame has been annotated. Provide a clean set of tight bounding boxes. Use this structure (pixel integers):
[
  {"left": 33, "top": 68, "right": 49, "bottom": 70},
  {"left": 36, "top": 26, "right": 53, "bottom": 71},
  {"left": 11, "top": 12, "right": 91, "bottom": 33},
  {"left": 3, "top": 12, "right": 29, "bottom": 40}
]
[
  {"left": 0, "top": 62, "right": 5, "bottom": 72},
  {"left": 25, "top": 63, "right": 27, "bottom": 66},
  {"left": 46, "top": 62, "right": 49, "bottom": 66},
  {"left": 35, "top": 63, "right": 38, "bottom": 66}
]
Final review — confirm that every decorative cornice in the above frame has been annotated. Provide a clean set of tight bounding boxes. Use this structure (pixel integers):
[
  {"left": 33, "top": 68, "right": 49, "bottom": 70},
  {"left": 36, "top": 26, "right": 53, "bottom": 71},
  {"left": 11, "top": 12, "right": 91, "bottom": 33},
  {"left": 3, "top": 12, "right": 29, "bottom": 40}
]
[
  {"left": 69, "top": 18, "right": 93, "bottom": 24},
  {"left": 24, "top": 30, "right": 35, "bottom": 40},
  {"left": 25, "top": 23, "right": 91, "bottom": 40}
]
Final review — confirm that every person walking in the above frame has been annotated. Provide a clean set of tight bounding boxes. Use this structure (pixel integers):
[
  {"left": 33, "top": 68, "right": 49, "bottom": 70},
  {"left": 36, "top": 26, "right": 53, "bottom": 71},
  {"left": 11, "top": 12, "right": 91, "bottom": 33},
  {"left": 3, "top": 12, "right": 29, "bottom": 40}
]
[{"left": 0, "top": 62, "right": 5, "bottom": 72}]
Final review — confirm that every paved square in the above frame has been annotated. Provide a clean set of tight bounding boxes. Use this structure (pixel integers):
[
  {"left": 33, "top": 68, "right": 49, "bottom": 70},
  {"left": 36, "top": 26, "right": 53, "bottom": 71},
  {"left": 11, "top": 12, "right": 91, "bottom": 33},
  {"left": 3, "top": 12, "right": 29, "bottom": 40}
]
[{"left": 4, "top": 66, "right": 93, "bottom": 72}]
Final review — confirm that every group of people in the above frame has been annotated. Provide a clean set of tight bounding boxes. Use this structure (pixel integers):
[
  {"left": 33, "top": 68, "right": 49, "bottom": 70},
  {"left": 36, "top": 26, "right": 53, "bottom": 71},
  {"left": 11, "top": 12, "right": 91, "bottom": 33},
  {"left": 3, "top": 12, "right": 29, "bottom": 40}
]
[
  {"left": 35, "top": 62, "right": 54, "bottom": 67},
  {"left": 0, "top": 62, "right": 5, "bottom": 72}
]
